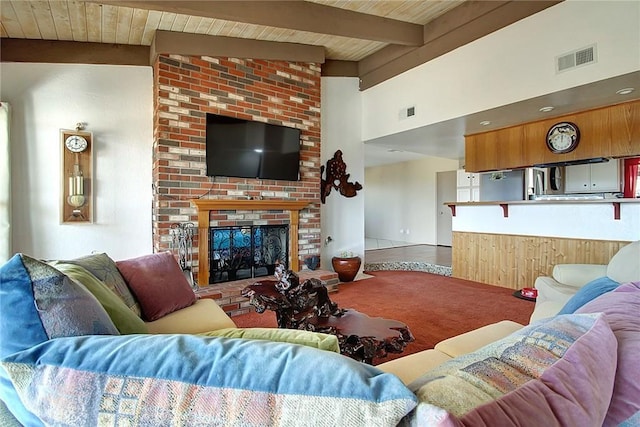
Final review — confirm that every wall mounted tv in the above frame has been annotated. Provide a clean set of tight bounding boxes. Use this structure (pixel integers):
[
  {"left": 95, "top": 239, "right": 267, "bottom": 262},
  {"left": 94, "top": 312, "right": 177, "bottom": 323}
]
[{"left": 205, "top": 113, "right": 301, "bottom": 181}]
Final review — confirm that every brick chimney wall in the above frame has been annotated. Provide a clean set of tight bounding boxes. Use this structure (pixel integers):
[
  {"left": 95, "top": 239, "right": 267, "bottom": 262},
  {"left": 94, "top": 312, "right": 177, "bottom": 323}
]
[{"left": 152, "top": 54, "right": 322, "bottom": 283}]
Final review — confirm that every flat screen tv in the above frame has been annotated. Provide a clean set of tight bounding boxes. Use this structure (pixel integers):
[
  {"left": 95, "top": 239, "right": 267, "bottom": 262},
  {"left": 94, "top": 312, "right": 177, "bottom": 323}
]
[{"left": 205, "top": 113, "right": 301, "bottom": 181}]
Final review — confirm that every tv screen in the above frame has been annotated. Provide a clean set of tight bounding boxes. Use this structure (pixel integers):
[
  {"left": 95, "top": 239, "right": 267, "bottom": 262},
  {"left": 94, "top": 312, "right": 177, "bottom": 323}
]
[{"left": 206, "top": 114, "right": 301, "bottom": 181}]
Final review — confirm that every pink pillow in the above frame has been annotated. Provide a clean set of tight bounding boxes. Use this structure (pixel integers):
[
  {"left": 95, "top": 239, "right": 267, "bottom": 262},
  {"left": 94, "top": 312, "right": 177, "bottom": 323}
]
[
  {"left": 116, "top": 252, "right": 196, "bottom": 321},
  {"left": 406, "top": 313, "right": 618, "bottom": 426},
  {"left": 577, "top": 281, "right": 640, "bottom": 426}
]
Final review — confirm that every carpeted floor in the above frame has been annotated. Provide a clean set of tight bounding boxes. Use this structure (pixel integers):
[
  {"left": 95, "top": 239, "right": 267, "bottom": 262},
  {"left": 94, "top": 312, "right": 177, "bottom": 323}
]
[{"left": 233, "top": 271, "right": 535, "bottom": 365}]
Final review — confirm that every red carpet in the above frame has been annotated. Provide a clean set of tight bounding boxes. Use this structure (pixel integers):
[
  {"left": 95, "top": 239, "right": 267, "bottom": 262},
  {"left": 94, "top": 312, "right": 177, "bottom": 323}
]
[{"left": 233, "top": 271, "right": 534, "bottom": 364}]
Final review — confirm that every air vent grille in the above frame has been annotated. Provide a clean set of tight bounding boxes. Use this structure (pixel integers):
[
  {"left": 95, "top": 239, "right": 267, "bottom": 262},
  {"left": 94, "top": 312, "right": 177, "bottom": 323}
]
[
  {"left": 399, "top": 105, "right": 416, "bottom": 120},
  {"left": 557, "top": 54, "right": 575, "bottom": 72},
  {"left": 556, "top": 45, "right": 597, "bottom": 73},
  {"left": 575, "top": 47, "right": 594, "bottom": 66}
]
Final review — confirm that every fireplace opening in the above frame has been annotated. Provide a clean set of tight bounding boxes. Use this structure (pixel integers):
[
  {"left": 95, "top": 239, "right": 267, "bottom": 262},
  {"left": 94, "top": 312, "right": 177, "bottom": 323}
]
[{"left": 209, "top": 225, "right": 289, "bottom": 284}]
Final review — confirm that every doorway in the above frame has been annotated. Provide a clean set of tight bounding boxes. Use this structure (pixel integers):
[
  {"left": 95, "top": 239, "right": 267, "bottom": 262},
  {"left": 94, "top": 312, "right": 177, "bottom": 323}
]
[{"left": 436, "top": 170, "right": 456, "bottom": 247}]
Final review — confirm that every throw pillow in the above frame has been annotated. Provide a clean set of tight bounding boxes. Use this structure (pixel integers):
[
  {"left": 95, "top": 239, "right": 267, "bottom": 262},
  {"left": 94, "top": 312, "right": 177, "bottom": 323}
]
[
  {"left": 64, "top": 252, "right": 142, "bottom": 316},
  {"left": 50, "top": 262, "right": 148, "bottom": 334},
  {"left": 403, "top": 313, "right": 617, "bottom": 426},
  {"left": 1, "top": 334, "right": 417, "bottom": 426},
  {"left": 557, "top": 276, "right": 619, "bottom": 315},
  {"left": 577, "top": 281, "right": 640, "bottom": 426},
  {"left": 200, "top": 327, "right": 340, "bottom": 352},
  {"left": 116, "top": 252, "right": 197, "bottom": 321},
  {"left": 0, "top": 254, "right": 119, "bottom": 426}
]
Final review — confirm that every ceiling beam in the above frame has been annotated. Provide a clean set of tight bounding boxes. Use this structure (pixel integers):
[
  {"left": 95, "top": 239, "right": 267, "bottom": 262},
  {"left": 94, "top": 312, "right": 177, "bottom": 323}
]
[
  {"left": 90, "top": 0, "right": 423, "bottom": 46},
  {"left": 321, "top": 60, "right": 358, "bottom": 77},
  {"left": 151, "top": 31, "right": 325, "bottom": 64},
  {"left": 358, "top": 1, "right": 510, "bottom": 77},
  {"left": 359, "top": 0, "right": 562, "bottom": 90},
  {"left": 0, "top": 39, "right": 149, "bottom": 66},
  {"left": 422, "top": 0, "right": 510, "bottom": 44}
]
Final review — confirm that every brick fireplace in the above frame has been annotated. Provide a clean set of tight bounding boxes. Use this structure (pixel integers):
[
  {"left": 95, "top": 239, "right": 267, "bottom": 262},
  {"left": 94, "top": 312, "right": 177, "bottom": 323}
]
[{"left": 152, "top": 54, "right": 323, "bottom": 296}]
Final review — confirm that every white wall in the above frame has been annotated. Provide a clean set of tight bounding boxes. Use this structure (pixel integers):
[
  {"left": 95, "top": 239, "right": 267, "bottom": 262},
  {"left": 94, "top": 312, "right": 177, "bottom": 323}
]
[
  {"left": 365, "top": 156, "right": 459, "bottom": 244},
  {"left": 1, "top": 63, "right": 153, "bottom": 261},
  {"left": 452, "top": 203, "right": 640, "bottom": 241},
  {"left": 362, "top": 0, "right": 640, "bottom": 141},
  {"left": 0, "top": 103, "right": 10, "bottom": 263},
  {"left": 321, "top": 78, "right": 364, "bottom": 268}
]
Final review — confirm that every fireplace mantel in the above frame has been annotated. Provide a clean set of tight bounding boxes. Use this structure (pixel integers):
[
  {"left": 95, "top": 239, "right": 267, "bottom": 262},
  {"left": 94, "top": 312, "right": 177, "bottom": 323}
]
[{"left": 191, "top": 199, "right": 312, "bottom": 287}]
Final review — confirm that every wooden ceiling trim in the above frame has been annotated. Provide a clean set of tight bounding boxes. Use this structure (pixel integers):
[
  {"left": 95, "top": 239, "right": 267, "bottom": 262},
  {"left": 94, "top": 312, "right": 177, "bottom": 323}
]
[
  {"left": 0, "top": 39, "right": 150, "bottom": 66},
  {"left": 358, "top": 0, "right": 562, "bottom": 90},
  {"left": 88, "top": 0, "right": 423, "bottom": 46},
  {"left": 321, "top": 60, "right": 358, "bottom": 77},
  {"left": 150, "top": 30, "right": 325, "bottom": 64}
]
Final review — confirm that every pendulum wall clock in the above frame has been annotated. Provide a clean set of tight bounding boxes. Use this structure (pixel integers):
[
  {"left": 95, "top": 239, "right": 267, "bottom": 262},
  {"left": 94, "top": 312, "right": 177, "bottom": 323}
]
[{"left": 61, "top": 125, "right": 93, "bottom": 223}]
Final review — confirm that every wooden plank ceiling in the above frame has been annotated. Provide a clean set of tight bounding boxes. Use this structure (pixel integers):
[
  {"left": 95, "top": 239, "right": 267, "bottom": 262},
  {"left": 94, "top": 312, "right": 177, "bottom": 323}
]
[{"left": 0, "top": 0, "right": 561, "bottom": 89}]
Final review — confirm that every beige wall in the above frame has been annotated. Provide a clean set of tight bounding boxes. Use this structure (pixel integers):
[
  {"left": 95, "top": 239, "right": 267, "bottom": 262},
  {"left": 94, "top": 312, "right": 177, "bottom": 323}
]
[{"left": 365, "top": 156, "right": 458, "bottom": 245}]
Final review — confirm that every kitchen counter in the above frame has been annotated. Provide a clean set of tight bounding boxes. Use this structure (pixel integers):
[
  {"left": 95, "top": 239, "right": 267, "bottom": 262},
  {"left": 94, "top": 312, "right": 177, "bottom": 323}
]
[
  {"left": 446, "top": 198, "right": 640, "bottom": 220},
  {"left": 447, "top": 198, "right": 638, "bottom": 290},
  {"left": 446, "top": 198, "right": 640, "bottom": 242}
]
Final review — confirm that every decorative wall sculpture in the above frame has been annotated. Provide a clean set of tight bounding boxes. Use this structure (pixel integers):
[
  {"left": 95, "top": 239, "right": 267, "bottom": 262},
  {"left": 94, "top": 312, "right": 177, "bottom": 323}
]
[{"left": 320, "top": 150, "right": 363, "bottom": 203}]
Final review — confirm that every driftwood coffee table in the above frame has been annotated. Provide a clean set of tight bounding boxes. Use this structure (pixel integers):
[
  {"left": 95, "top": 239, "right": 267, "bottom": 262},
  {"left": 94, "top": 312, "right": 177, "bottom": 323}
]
[{"left": 241, "top": 265, "right": 414, "bottom": 364}]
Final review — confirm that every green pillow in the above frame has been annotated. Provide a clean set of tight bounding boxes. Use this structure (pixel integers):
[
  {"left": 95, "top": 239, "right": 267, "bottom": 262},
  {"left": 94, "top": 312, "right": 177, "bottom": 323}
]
[
  {"left": 200, "top": 327, "right": 340, "bottom": 353},
  {"left": 50, "top": 262, "right": 148, "bottom": 335}
]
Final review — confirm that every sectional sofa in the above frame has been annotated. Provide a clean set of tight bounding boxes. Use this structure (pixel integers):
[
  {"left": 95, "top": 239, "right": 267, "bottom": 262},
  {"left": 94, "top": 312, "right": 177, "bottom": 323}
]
[{"left": 0, "top": 248, "right": 638, "bottom": 426}]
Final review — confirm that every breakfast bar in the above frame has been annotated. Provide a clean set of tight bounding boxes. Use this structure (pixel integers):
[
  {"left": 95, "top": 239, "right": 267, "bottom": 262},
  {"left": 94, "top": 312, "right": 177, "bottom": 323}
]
[{"left": 445, "top": 198, "right": 640, "bottom": 291}]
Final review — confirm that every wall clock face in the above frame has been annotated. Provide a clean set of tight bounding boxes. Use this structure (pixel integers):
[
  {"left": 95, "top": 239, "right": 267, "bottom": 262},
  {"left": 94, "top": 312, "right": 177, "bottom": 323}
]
[
  {"left": 65, "top": 135, "right": 88, "bottom": 153},
  {"left": 546, "top": 122, "right": 580, "bottom": 154}
]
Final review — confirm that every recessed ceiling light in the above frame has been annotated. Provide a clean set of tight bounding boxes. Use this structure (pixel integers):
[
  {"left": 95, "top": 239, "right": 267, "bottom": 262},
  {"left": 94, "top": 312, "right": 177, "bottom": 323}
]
[
  {"left": 616, "top": 88, "right": 635, "bottom": 95},
  {"left": 479, "top": 121, "right": 491, "bottom": 126},
  {"left": 539, "top": 106, "right": 554, "bottom": 112}
]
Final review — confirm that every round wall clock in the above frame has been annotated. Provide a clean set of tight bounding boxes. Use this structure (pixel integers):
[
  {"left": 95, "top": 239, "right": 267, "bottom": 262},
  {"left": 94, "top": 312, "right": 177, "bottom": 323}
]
[
  {"left": 546, "top": 122, "right": 580, "bottom": 154},
  {"left": 65, "top": 134, "right": 88, "bottom": 153}
]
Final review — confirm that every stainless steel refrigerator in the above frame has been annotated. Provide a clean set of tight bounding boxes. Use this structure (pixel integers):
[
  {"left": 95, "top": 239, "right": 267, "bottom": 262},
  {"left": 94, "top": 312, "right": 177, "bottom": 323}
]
[{"left": 479, "top": 170, "right": 526, "bottom": 202}]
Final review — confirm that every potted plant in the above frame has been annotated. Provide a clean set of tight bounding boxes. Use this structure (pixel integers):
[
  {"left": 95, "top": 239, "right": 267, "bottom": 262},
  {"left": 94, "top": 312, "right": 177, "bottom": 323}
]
[{"left": 331, "top": 251, "right": 362, "bottom": 282}]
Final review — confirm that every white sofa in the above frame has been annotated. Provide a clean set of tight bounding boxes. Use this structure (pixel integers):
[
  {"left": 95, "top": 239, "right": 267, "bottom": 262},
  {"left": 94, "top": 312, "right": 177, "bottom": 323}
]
[{"left": 530, "top": 240, "right": 640, "bottom": 322}]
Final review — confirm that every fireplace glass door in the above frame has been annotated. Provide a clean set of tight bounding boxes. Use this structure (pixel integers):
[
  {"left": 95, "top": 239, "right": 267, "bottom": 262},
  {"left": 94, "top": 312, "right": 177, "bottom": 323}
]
[{"left": 209, "top": 225, "right": 289, "bottom": 284}]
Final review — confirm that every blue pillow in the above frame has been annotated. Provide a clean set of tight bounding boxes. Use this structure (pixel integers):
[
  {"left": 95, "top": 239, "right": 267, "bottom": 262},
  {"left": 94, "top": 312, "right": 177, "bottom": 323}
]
[
  {"left": 1, "top": 334, "right": 417, "bottom": 426},
  {"left": 0, "top": 254, "right": 119, "bottom": 426},
  {"left": 558, "top": 276, "right": 619, "bottom": 315}
]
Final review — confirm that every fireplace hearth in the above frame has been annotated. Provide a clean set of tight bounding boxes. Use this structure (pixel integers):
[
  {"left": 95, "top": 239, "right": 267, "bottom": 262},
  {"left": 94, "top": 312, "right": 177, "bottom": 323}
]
[{"left": 210, "top": 225, "right": 289, "bottom": 284}]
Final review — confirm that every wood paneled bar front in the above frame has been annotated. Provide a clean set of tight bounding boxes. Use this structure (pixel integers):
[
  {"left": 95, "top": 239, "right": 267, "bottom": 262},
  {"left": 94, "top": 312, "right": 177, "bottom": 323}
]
[{"left": 447, "top": 199, "right": 640, "bottom": 290}]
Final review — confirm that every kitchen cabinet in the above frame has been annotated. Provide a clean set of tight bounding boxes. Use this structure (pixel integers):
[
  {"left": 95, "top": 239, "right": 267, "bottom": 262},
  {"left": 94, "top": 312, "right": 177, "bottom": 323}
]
[
  {"left": 565, "top": 161, "right": 620, "bottom": 193},
  {"left": 464, "top": 100, "right": 640, "bottom": 173},
  {"left": 457, "top": 169, "right": 480, "bottom": 202}
]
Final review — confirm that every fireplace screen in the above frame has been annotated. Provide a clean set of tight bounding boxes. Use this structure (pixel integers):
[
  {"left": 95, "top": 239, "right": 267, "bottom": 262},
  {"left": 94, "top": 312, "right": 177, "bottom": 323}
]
[{"left": 209, "top": 225, "right": 289, "bottom": 284}]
